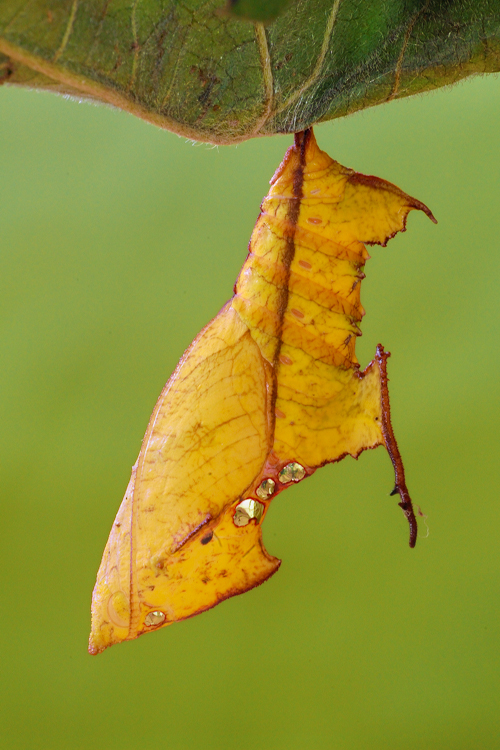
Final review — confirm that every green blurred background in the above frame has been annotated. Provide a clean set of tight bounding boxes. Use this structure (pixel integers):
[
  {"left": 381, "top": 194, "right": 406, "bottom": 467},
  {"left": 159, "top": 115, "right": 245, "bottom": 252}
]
[{"left": 1, "top": 75, "right": 499, "bottom": 750}]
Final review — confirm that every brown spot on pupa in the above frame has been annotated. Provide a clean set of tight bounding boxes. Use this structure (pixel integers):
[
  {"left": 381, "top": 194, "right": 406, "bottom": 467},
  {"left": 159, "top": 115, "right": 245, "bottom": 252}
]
[
  {"left": 275, "top": 408, "right": 286, "bottom": 419},
  {"left": 201, "top": 531, "right": 213, "bottom": 545},
  {"left": 291, "top": 308, "right": 304, "bottom": 319},
  {"left": 279, "top": 354, "right": 293, "bottom": 365},
  {"left": 307, "top": 217, "right": 322, "bottom": 225},
  {"left": 299, "top": 260, "right": 312, "bottom": 270}
]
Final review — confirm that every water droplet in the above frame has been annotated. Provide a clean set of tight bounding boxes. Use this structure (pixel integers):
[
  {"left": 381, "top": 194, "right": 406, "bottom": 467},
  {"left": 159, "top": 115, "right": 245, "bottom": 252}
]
[
  {"left": 279, "top": 462, "right": 306, "bottom": 483},
  {"left": 145, "top": 611, "right": 166, "bottom": 627},
  {"left": 256, "top": 478, "right": 275, "bottom": 500},
  {"left": 233, "top": 507, "right": 250, "bottom": 526},
  {"left": 233, "top": 499, "right": 264, "bottom": 527}
]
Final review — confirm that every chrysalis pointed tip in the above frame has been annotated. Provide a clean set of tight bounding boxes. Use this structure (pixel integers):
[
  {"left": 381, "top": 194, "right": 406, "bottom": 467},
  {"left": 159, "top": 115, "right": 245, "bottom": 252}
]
[{"left": 88, "top": 637, "right": 101, "bottom": 656}]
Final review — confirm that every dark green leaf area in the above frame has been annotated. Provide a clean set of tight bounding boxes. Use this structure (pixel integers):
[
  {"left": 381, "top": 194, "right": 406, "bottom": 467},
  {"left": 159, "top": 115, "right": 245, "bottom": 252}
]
[{"left": 226, "top": 0, "right": 294, "bottom": 23}]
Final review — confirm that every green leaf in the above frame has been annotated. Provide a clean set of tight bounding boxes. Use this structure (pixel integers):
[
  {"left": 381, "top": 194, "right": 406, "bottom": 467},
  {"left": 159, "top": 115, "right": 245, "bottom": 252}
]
[
  {"left": 225, "top": 0, "right": 294, "bottom": 23},
  {"left": 0, "top": 1, "right": 498, "bottom": 144}
]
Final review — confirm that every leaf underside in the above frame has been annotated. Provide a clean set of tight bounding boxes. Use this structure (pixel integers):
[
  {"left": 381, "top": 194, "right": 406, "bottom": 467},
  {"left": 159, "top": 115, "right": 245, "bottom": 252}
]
[
  {"left": 225, "top": 0, "right": 294, "bottom": 24},
  {"left": 0, "top": 1, "right": 499, "bottom": 144}
]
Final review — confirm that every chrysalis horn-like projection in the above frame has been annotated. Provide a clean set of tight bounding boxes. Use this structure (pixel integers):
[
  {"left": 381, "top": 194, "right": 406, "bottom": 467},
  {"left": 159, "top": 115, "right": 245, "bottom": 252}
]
[{"left": 89, "top": 128, "right": 436, "bottom": 654}]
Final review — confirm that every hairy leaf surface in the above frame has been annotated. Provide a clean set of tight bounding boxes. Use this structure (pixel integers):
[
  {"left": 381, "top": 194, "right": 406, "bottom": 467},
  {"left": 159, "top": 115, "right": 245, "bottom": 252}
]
[{"left": 0, "top": 1, "right": 498, "bottom": 144}]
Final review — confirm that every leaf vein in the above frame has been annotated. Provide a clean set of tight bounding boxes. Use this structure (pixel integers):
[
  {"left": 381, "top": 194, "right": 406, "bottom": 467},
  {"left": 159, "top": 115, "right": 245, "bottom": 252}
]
[
  {"left": 276, "top": 0, "right": 342, "bottom": 116},
  {"left": 252, "top": 22, "right": 274, "bottom": 134},
  {"left": 53, "top": 0, "right": 79, "bottom": 64}
]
